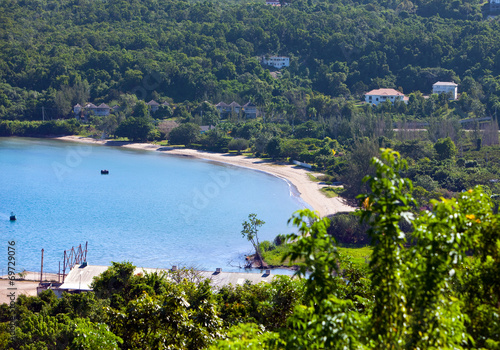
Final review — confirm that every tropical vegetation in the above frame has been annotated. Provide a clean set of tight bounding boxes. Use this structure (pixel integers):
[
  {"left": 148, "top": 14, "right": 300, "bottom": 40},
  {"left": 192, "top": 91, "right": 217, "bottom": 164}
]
[{"left": 1, "top": 149, "right": 499, "bottom": 348}]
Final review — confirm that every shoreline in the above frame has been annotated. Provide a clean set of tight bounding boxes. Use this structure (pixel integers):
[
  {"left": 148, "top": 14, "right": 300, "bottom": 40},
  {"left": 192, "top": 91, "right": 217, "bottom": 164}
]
[{"left": 53, "top": 136, "right": 356, "bottom": 217}]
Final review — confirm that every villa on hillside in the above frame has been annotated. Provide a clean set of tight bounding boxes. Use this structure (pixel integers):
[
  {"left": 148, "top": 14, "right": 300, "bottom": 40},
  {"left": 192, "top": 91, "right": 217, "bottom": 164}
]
[
  {"left": 94, "top": 103, "right": 112, "bottom": 116},
  {"left": 74, "top": 103, "right": 112, "bottom": 118},
  {"left": 260, "top": 56, "right": 290, "bottom": 69},
  {"left": 147, "top": 99, "right": 160, "bottom": 112},
  {"left": 242, "top": 102, "right": 258, "bottom": 118},
  {"left": 74, "top": 100, "right": 171, "bottom": 120},
  {"left": 215, "top": 101, "right": 259, "bottom": 118},
  {"left": 432, "top": 81, "right": 458, "bottom": 100},
  {"left": 364, "top": 88, "right": 407, "bottom": 106},
  {"left": 229, "top": 101, "right": 242, "bottom": 114},
  {"left": 215, "top": 102, "right": 231, "bottom": 114}
]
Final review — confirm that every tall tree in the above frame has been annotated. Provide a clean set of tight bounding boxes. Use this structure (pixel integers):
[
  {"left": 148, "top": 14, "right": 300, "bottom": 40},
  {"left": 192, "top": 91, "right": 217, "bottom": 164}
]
[
  {"left": 115, "top": 117, "right": 152, "bottom": 142},
  {"left": 241, "top": 213, "right": 265, "bottom": 268}
]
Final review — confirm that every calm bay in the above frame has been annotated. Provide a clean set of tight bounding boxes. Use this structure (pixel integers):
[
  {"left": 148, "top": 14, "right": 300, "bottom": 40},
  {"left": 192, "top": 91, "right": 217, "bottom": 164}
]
[{"left": 0, "top": 138, "right": 305, "bottom": 274}]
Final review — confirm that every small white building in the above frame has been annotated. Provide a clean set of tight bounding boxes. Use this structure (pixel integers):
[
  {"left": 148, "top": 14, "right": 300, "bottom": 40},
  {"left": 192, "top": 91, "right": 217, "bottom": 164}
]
[
  {"left": 261, "top": 56, "right": 290, "bottom": 69},
  {"left": 432, "top": 82, "right": 458, "bottom": 100},
  {"left": 365, "top": 88, "right": 406, "bottom": 106}
]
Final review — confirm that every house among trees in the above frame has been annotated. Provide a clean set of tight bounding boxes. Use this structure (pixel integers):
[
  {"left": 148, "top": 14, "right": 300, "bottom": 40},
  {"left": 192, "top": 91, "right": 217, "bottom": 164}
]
[
  {"left": 215, "top": 101, "right": 259, "bottom": 118},
  {"left": 229, "top": 101, "right": 241, "bottom": 114},
  {"left": 243, "top": 101, "right": 258, "bottom": 118},
  {"left": 261, "top": 56, "right": 290, "bottom": 69},
  {"left": 432, "top": 81, "right": 458, "bottom": 100},
  {"left": 73, "top": 102, "right": 112, "bottom": 119},
  {"left": 73, "top": 103, "right": 82, "bottom": 115},
  {"left": 265, "top": 0, "right": 281, "bottom": 5},
  {"left": 365, "top": 89, "right": 407, "bottom": 106},
  {"left": 147, "top": 99, "right": 160, "bottom": 112},
  {"left": 215, "top": 102, "right": 231, "bottom": 114},
  {"left": 95, "top": 103, "right": 112, "bottom": 116}
]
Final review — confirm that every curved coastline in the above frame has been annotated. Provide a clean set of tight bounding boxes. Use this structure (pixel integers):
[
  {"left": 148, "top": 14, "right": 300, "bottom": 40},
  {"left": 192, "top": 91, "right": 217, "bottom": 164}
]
[
  {"left": 202, "top": 157, "right": 311, "bottom": 210},
  {"left": 54, "top": 136, "right": 356, "bottom": 217}
]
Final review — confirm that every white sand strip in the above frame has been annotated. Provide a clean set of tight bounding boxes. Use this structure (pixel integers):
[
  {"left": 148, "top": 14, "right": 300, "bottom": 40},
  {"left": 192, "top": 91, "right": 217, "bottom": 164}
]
[{"left": 54, "top": 136, "right": 356, "bottom": 217}]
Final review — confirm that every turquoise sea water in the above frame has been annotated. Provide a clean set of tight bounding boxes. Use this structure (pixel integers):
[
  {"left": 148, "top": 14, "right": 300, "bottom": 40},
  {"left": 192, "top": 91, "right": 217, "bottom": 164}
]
[{"left": 0, "top": 138, "right": 306, "bottom": 274}]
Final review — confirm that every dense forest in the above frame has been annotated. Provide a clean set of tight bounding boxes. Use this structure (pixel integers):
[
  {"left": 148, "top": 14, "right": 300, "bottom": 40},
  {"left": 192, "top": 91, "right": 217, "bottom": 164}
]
[
  {"left": 1, "top": 0, "right": 500, "bottom": 120},
  {"left": 2, "top": 0, "right": 500, "bottom": 206}
]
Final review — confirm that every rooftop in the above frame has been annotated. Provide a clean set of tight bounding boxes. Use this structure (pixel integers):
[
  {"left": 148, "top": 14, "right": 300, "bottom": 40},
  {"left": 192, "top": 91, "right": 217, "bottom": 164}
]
[
  {"left": 433, "top": 81, "right": 458, "bottom": 86},
  {"left": 365, "top": 88, "right": 405, "bottom": 96}
]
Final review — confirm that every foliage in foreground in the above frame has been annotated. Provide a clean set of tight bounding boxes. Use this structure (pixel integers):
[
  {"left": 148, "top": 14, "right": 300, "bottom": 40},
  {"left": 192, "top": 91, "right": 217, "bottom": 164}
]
[
  {"left": 218, "top": 149, "right": 500, "bottom": 349},
  {"left": 1, "top": 149, "right": 500, "bottom": 349}
]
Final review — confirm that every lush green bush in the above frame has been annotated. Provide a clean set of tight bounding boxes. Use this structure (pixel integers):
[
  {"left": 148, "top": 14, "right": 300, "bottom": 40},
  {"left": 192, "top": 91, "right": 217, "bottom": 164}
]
[
  {"left": 327, "top": 212, "right": 371, "bottom": 245},
  {"left": 168, "top": 123, "right": 200, "bottom": 146},
  {"left": 0, "top": 120, "right": 81, "bottom": 137}
]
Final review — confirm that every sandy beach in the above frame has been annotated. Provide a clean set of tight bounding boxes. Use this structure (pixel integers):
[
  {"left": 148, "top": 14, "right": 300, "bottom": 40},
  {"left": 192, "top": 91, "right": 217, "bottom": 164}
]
[{"left": 55, "top": 136, "right": 356, "bottom": 217}]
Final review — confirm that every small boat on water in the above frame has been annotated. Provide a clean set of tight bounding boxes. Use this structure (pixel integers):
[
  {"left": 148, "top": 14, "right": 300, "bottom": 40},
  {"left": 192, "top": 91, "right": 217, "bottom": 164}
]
[
  {"left": 9, "top": 212, "right": 16, "bottom": 221},
  {"left": 101, "top": 170, "right": 109, "bottom": 175}
]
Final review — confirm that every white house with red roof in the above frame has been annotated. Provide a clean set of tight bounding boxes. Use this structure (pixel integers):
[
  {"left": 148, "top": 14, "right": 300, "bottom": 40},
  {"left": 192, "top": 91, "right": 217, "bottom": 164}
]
[{"left": 365, "top": 88, "right": 406, "bottom": 106}]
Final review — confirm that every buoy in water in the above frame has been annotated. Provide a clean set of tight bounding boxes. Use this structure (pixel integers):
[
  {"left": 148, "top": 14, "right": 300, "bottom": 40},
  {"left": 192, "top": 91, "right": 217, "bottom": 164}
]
[{"left": 9, "top": 212, "right": 16, "bottom": 221}]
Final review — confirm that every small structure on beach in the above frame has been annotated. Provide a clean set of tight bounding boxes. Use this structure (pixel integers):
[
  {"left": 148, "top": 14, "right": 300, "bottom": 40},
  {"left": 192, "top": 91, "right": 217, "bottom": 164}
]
[{"left": 55, "top": 264, "right": 276, "bottom": 295}]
